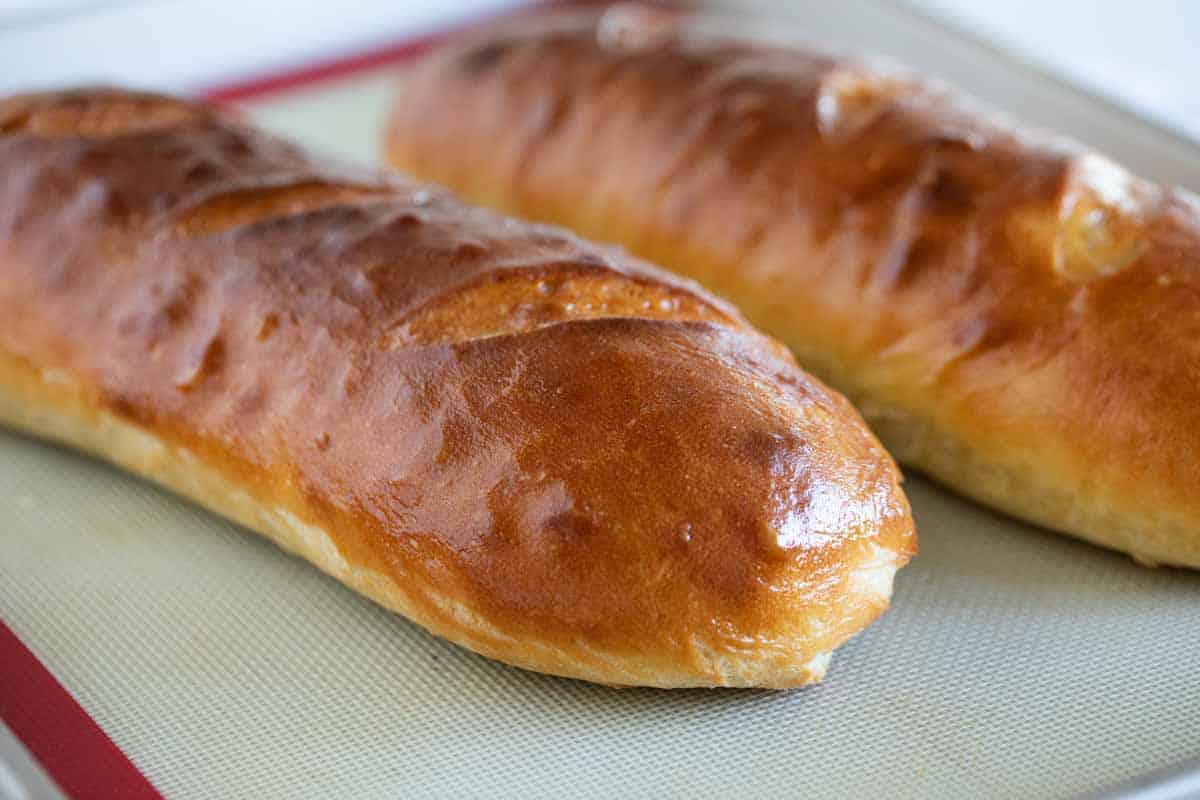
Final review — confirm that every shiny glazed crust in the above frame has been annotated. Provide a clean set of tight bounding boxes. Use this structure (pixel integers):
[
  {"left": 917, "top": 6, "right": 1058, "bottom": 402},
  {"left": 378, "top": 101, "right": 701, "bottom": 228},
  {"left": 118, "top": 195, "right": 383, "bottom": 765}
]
[
  {"left": 0, "top": 88, "right": 915, "bottom": 688},
  {"left": 387, "top": 6, "right": 1200, "bottom": 569}
]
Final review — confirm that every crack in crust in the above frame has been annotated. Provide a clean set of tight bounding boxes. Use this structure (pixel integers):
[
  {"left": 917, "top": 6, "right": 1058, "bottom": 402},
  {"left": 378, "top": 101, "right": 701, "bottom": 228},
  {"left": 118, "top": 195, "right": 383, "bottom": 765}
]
[
  {"left": 0, "top": 88, "right": 209, "bottom": 139},
  {"left": 172, "top": 179, "right": 397, "bottom": 235},
  {"left": 385, "top": 267, "right": 735, "bottom": 347}
]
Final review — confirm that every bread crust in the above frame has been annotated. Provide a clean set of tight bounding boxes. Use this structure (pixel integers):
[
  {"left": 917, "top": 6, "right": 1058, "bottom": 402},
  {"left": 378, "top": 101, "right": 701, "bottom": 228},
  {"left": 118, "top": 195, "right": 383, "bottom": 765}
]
[
  {"left": 0, "top": 87, "right": 914, "bottom": 687},
  {"left": 386, "top": 7, "right": 1200, "bottom": 568}
]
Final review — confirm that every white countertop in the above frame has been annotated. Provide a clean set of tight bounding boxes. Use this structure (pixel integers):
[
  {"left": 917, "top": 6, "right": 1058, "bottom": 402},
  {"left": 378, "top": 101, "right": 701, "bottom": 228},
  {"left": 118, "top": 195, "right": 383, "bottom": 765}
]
[
  {"left": 1, "top": 0, "right": 1198, "bottom": 147},
  {"left": 907, "top": 0, "right": 1200, "bottom": 143}
]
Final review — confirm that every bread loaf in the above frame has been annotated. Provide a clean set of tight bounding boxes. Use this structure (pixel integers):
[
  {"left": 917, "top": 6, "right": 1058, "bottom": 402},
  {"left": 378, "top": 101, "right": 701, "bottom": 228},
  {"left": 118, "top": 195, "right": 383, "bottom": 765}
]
[
  {"left": 387, "top": 6, "right": 1200, "bottom": 569},
  {"left": 0, "top": 87, "right": 915, "bottom": 688}
]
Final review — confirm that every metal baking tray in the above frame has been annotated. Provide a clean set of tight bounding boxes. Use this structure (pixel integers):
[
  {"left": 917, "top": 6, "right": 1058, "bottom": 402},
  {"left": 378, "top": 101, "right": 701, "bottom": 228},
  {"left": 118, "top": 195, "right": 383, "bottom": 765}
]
[{"left": 2, "top": 1, "right": 1197, "bottom": 797}]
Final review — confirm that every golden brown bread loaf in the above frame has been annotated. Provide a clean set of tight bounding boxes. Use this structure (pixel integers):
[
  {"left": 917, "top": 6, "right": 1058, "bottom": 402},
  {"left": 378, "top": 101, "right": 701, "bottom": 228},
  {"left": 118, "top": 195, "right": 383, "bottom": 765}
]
[
  {"left": 386, "top": 5, "right": 1200, "bottom": 569},
  {"left": 0, "top": 87, "right": 915, "bottom": 688}
]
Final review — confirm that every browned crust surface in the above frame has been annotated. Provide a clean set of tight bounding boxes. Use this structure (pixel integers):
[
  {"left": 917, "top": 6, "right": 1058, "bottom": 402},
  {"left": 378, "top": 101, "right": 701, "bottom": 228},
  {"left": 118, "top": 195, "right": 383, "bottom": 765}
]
[
  {"left": 387, "top": 6, "right": 1200, "bottom": 568},
  {"left": 0, "top": 87, "right": 914, "bottom": 687}
]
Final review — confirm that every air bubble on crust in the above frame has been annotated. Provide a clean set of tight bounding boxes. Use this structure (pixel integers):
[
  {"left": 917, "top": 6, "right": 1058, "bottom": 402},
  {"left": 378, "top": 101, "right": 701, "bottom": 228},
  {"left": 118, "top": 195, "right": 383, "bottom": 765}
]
[
  {"left": 1053, "top": 154, "right": 1159, "bottom": 282},
  {"left": 597, "top": 3, "right": 683, "bottom": 51},
  {"left": 174, "top": 334, "right": 225, "bottom": 392},
  {"left": 816, "top": 69, "right": 911, "bottom": 143}
]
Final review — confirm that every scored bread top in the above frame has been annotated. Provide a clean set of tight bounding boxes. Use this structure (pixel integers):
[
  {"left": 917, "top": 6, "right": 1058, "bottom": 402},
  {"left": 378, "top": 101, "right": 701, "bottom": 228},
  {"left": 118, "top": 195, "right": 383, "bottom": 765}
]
[
  {"left": 387, "top": 6, "right": 1200, "bottom": 568},
  {"left": 0, "top": 88, "right": 914, "bottom": 687}
]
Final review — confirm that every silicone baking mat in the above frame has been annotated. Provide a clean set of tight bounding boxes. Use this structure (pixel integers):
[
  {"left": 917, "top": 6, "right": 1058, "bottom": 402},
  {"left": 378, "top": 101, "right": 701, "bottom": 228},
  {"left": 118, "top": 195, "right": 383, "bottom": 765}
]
[{"left": 3, "top": 2, "right": 1198, "bottom": 798}]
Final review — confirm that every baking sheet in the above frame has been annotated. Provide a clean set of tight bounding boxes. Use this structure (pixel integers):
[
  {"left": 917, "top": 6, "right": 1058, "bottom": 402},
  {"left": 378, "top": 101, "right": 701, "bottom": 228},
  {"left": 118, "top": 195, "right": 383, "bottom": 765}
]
[{"left": 3, "top": 1, "right": 1199, "bottom": 798}]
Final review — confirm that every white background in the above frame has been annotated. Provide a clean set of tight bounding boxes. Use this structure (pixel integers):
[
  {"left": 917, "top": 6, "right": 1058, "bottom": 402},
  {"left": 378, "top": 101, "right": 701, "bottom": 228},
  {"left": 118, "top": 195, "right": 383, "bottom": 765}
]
[{"left": 0, "top": 1, "right": 1199, "bottom": 143}]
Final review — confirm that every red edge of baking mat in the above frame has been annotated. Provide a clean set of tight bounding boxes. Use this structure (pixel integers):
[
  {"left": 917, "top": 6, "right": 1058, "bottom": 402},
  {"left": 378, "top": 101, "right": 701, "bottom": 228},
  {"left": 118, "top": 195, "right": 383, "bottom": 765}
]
[
  {"left": 200, "top": 0, "right": 614, "bottom": 104},
  {"left": 0, "top": 620, "right": 163, "bottom": 800},
  {"left": 201, "top": 32, "right": 445, "bottom": 103}
]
